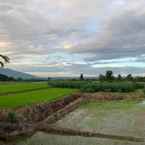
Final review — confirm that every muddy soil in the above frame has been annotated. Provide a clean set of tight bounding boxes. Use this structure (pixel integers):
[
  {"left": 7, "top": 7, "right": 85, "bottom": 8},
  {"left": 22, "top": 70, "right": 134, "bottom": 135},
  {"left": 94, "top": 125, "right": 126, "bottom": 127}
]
[
  {"left": 1, "top": 100, "right": 145, "bottom": 145},
  {"left": 2, "top": 132, "right": 145, "bottom": 145},
  {"left": 55, "top": 101, "right": 145, "bottom": 138}
]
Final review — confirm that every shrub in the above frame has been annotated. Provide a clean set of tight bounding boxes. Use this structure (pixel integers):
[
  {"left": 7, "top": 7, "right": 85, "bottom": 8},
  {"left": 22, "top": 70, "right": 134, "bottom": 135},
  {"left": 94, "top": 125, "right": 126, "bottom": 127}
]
[
  {"left": 81, "top": 82, "right": 136, "bottom": 93},
  {"left": 48, "top": 80, "right": 137, "bottom": 93},
  {"left": 134, "top": 82, "right": 145, "bottom": 89},
  {"left": 48, "top": 80, "right": 90, "bottom": 89},
  {"left": 143, "top": 87, "right": 145, "bottom": 94},
  {"left": 7, "top": 112, "right": 17, "bottom": 123},
  {"left": 80, "top": 83, "right": 96, "bottom": 92}
]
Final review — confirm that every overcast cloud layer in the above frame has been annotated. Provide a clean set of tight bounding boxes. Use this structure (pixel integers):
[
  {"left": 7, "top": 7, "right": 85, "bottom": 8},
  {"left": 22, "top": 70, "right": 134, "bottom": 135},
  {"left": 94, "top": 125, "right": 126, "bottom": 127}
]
[{"left": 1, "top": 0, "right": 145, "bottom": 77}]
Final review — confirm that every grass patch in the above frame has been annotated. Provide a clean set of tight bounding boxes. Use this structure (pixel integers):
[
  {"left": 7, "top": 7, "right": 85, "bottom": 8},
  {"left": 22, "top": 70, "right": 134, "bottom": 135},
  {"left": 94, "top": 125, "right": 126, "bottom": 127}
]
[
  {"left": 0, "top": 88, "right": 76, "bottom": 108},
  {"left": 0, "top": 82, "right": 48, "bottom": 94}
]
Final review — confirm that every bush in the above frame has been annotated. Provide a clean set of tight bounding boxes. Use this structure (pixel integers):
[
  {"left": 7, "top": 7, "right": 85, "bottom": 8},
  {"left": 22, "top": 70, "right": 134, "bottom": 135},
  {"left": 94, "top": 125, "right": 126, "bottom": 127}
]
[
  {"left": 81, "top": 82, "right": 136, "bottom": 93},
  {"left": 48, "top": 80, "right": 137, "bottom": 93},
  {"left": 134, "top": 82, "right": 145, "bottom": 89},
  {"left": 80, "top": 83, "right": 97, "bottom": 92},
  {"left": 48, "top": 80, "right": 90, "bottom": 89},
  {"left": 7, "top": 112, "right": 17, "bottom": 123}
]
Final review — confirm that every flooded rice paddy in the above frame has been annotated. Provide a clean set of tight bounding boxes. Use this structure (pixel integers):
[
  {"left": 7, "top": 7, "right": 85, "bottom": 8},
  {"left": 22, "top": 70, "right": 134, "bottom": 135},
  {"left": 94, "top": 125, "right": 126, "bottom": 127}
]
[{"left": 1, "top": 100, "right": 145, "bottom": 145}]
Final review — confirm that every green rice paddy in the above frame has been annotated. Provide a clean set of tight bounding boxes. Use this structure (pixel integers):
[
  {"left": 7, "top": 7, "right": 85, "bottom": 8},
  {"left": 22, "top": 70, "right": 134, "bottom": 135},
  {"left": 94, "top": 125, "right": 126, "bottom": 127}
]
[{"left": 0, "top": 82, "right": 76, "bottom": 108}]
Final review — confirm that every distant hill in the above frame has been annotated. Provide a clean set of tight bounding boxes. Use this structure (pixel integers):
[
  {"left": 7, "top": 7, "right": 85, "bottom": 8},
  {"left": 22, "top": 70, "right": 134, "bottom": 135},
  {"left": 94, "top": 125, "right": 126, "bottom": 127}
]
[{"left": 0, "top": 68, "right": 36, "bottom": 80}]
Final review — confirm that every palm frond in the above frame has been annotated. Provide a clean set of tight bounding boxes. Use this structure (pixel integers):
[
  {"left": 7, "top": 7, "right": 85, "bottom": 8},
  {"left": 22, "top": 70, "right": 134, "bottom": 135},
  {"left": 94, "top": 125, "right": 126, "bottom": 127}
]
[
  {"left": 0, "top": 61, "right": 4, "bottom": 67},
  {"left": 0, "top": 54, "right": 10, "bottom": 63},
  {"left": 0, "top": 54, "right": 10, "bottom": 67}
]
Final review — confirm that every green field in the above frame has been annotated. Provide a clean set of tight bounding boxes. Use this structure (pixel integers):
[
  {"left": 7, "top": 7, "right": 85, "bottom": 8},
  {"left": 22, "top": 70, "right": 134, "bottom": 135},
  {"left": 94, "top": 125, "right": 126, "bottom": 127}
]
[
  {"left": 0, "top": 82, "right": 76, "bottom": 108},
  {"left": 0, "top": 82, "right": 48, "bottom": 94}
]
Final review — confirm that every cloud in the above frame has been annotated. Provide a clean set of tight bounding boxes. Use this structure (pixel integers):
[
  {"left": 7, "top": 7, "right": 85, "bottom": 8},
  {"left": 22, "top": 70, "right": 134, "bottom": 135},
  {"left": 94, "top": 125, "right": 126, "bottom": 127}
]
[{"left": 1, "top": 0, "right": 145, "bottom": 76}]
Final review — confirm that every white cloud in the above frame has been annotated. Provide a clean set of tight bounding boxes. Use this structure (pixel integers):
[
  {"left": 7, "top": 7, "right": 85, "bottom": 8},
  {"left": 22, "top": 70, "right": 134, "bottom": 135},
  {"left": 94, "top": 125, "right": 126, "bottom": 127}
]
[{"left": 1, "top": 0, "right": 145, "bottom": 76}]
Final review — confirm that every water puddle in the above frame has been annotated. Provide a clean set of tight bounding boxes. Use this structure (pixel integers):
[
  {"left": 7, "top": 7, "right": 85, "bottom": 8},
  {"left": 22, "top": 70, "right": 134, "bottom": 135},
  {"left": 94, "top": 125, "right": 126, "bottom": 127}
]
[{"left": 138, "top": 100, "right": 145, "bottom": 106}]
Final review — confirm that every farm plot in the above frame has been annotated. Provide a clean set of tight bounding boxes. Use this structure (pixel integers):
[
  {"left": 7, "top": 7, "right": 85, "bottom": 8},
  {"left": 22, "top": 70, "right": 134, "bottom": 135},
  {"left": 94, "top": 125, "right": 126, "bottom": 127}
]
[
  {"left": 11, "top": 133, "right": 145, "bottom": 145},
  {"left": 0, "top": 81, "right": 145, "bottom": 145},
  {"left": 0, "top": 82, "right": 48, "bottom": 95},
  {"left": 54, "top": 100, "right": 145, "bottom": 138},
  {"left": 9, "top": 100, "right": 145, "bottom": 145},
  {"left": 0, "top": 88, "right": 76, "bottom": 108},
  {"left": 8, "top": 100, "right": 145, "bottom": 145},
  {"left": 0, "top": 96, "right": 145, "bottom": 145}
]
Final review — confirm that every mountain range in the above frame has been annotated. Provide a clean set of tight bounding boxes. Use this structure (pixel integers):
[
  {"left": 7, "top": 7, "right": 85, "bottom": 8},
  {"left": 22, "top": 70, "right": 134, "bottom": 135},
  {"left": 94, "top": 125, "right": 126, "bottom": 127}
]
[{"left": 0, "top": 68, "right": 36, "bottom": 80}]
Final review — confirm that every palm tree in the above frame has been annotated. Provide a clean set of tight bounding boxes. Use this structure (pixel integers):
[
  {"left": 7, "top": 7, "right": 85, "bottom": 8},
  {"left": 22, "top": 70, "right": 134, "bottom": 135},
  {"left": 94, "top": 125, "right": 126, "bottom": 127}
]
[{"left": 0, "top": 54, "right": 10, "bottom": 67}]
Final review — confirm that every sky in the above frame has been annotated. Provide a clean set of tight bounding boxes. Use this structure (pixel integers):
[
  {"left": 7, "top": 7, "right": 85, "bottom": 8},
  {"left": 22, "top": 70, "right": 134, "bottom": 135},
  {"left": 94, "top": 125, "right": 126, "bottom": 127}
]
[{"left": 1, "top": 0, "right": 145, "bottom": 77}]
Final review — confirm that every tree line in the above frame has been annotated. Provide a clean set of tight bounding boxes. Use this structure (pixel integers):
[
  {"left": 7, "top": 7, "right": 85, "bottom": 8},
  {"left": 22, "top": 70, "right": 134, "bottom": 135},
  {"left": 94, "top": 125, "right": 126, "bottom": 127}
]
[
  {"left": 98, "top": 70, "right": 134, "bottom": 81},
  {"left": 80, "top": 70, "right": 145, "bottom": 82}
]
